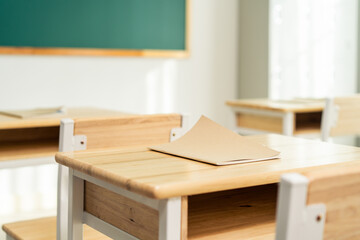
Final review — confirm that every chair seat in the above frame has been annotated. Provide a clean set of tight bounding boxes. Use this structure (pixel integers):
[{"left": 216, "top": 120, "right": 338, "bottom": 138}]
[{"left": 2, "top": 216, "right": 111, "bottom": 240}]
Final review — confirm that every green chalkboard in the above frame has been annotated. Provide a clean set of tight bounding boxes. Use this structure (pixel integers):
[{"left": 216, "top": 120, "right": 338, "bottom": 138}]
[{"left": 0, "top": 0, "right": 188, "bottom": 57}]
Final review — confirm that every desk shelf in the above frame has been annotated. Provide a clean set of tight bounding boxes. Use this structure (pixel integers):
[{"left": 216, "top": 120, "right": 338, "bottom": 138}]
[
  {"left": 187, "top": 184, "right": 277, "bottom": 239},
  {"left": 84, "top": 181, "right": 277, "bottom": 240},
  {"left": 0, "top": 126, "right": 59, "bottom": 161},
  {"left": 294, "top": 111, "right": 322, "bottom": 135}
]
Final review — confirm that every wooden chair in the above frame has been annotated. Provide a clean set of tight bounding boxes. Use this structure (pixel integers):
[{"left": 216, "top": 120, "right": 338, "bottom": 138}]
[
  {"left": 2, "top": 114, "right": 187, "bottom": 240},
  {"left": 275, "top": 163, "right": 360, "bottom": 239},
  {"left": 321, "top": 95, "right": 360, "bottom": 141}
]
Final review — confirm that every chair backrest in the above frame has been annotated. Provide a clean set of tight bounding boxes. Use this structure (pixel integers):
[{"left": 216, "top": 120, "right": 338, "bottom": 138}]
[
  {"left": 73, "top": 113, "right": 183, "bottom": 149},
  {"left": 57, "top": 113, "right": 185, "bottom": 240},
  {"left": 321, "top": 95, "right": 360, "bottom": 141},
  {"left": 275, "top": 163, "right": 360, "bottom": 240}
]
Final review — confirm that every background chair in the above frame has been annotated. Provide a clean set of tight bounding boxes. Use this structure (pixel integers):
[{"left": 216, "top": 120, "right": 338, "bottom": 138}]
[
  {"left": 321, "top": 95, "right": 360, "bottom": 142},
  {"left": 275, "top": 162, "right": 360, "bottom": 239}
]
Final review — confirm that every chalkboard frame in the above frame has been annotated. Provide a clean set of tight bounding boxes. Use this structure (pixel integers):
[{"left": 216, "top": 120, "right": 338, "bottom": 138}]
[{"left": 0, "top": 0, "right": 190, "bottom": 58}]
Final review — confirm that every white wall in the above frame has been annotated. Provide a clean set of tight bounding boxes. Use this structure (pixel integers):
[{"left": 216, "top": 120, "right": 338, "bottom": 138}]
[
  {"left": 238, "top": 0, "right": 269, "bottom": 98},
  {"left": 0, "top": 0, "right": 239, "bottom": 128}
]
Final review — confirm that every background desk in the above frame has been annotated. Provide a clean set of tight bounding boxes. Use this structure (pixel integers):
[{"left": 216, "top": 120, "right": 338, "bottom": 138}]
[
  {"left": 0, "top": 107, "right": 127, "bottom": 167},
  {"left": 56, "top": 134, "right": 360, "bottom": 239},
  {"left": 226, "top": 99, "right": 324, "bottom": 136}
]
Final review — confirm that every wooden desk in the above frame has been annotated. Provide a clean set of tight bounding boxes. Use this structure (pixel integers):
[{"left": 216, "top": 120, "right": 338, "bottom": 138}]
[
  {"left": 0, "top": 107, "right": 128, "bottom": 166},
  {"left": 226, "top": 99, "right": 324, "bottom": 136},
  {"left": 55, "top": 134, "right": 360, "bottom": 239}
]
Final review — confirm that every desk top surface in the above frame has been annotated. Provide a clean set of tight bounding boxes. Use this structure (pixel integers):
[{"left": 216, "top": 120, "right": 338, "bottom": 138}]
[
  {"left": 226, "top": 98, "right": 324, "bottom": 113},
  {"left": 56, "top": 134, "right": 360, "bottom": 199},
  {"left": 0, "top": 107, "right": 127, "bottom": 129}
]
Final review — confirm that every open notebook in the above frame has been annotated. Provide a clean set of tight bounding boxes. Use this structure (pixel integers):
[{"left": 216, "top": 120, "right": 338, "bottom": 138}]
[
  {"left": 0, "top": 106, "right": 66, "bottom": 119},
  {"left": 150, "top": 116, "right": 280, "bottom": 166}
]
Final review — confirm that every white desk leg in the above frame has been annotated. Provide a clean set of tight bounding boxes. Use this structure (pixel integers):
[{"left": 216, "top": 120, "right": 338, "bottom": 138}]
[
  {"left": 159, "top": 197, "right": 182, "bottom": 240},
  {"left": 282, "top": 112, "right": 294, "bottom": 136},
  {"left": 57, "top": 119, "right": 75, "bottom": 240},
  {"left": 57, "top": 165, "right": 70, "bottom": 240},
  {"left": 276, "top": 173, "right": 325, "bottom": 240},
  {"left": 68, "top": 169, "right": 84, "bottom": 240}
]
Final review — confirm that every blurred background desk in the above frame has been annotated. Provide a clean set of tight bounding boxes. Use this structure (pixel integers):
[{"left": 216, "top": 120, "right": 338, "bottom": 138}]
[
  {"left": 0, "top": 107, "right": 127, "bottom": 168},
  {"left": 226, "top": 99, "right": 324, "bottom": 137}
]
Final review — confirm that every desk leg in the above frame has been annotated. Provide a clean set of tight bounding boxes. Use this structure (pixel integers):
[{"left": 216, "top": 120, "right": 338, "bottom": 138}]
[
  {"left": 282, "top": 112, "right": 294, "bottom": 136},
  {"left": 68, "top": 169, "right": 84, "bottom": 240},
  {"left": 57, "top": 165, "right": 70, "bottom": 240},
  {"left": 159, "top": 197, "right": 182, "bottom": 240},
  {"left": 58, "top": 118, "right": 75, "bottom": 240}
]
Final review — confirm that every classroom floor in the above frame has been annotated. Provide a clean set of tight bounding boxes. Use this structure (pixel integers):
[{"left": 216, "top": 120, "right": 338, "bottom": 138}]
[{"left": 0, "top": 164, "right": 57, "bottom": 240}]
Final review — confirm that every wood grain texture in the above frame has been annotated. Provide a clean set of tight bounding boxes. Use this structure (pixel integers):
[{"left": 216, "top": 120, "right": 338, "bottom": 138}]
[
  {"left": 55, "top": 134, "right": 360, "bottom": 199},
  {"left": 85, "top": 181, "right": 158, "bottom": 240},
  {"left": 85, "top": 182, "right": 188, "bottom": 240},
  {"left": 236, "top": 113, "right": 282, "bottom": 133},
  {"left": 330, "top": 95, "right": 360, "bottom": 137},
  {"left": 2, "top": 217, "right": 111, "bottom": 240},
  {"left": 305, "top": 163, "right": 360, "bottom": 240},
  {"left": 226, "top": 99, "right": 324, "bottom": 113},
  {"left": 74, "top": 114, "right": 182, "bottom": 149},
  {"left": 74, "top": 114, "right": 181, "bottom": 149},
  {"left": 0, "top": 107, "right": 127, "bottom": 129},
  {"left": 188, "top": 184, "right": 277, "bottom": 239}
]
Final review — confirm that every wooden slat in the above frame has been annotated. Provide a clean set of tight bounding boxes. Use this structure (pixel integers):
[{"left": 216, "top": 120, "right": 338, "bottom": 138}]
[
  {"left": 55, "top": 134, "right": 360, "bottom": 199},
  {"left": 74, "top": 114, "right": 182, "bottom": 149},
  {"left": 84, "top": 181, "right": 159, "bottom": 240},
  {"left": 330, "top": 95, "right": 360, "bottom": 136},
  {"left": 2, "top": 217, "right": 111, "bottom": 240},
  {"left": 236, "top": 113, "right": 282, "bottom": 133},
  {"left": 226, "top": 99, "right": 324, "bottom": 113},
  {"left": 188, "top": 184, "right": 277, "bottom": 239},
  {"left": 305, "top": 163, "right": 360, "bottom": 239}
]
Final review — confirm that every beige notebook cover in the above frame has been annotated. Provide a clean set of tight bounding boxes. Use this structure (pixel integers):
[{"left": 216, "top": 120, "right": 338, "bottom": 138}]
[
  {"left": 150, "top": 116, "right": 280, "bottom": 165},
  {"left": 0, "top": 106, "right": 66, "bottom": 119}
]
